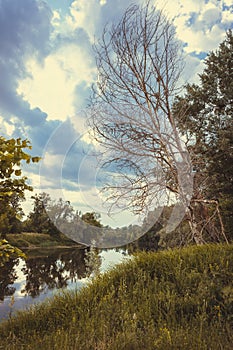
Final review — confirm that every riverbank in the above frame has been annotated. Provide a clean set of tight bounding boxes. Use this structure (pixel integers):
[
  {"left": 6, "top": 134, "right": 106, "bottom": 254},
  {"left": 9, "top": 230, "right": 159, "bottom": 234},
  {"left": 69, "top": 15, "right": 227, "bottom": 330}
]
[
  {"left": 5, "top": 232, "right": 83, "bottom": 250},
  {"left": 0, "top": 243, "right": 232, "bottom": 349}
]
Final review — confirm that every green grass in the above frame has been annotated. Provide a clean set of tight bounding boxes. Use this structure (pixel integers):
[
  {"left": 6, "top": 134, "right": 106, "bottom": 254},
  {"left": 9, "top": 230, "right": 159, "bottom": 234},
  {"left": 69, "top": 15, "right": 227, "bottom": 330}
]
[
  {"left": 5, "top": 232, "right": 81, "bottom": 250},
  {"left": 0, "top": 243, "right": 232, "bottom": 349}
]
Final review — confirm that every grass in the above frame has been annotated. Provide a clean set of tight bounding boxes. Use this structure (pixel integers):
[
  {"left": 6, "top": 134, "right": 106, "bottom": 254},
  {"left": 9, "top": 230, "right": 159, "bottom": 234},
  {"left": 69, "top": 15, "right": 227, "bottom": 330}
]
[
  {"left": 5, "top": 232, "right": 82, "bottom": 250},
  {"left": 0, "top": 243, "right": 232, "bottom": 349}
]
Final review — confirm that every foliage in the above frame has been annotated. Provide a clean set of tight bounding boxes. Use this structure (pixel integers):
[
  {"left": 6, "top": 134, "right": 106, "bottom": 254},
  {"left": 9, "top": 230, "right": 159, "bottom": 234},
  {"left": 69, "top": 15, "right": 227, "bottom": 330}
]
[
  {"left": 81, "top": 212, "right": 102, "bottom": 228},
  {"left": 173, "top": 30, "right": 233, "bottom": 241},
  {"left": 0, "top": 136, "right": 40, "bottom": 237},
  {"left": 0, "top": 246, "right": 87, "bottom": 303},
  {"left": 84, "top": 244, "right": 102, "bottom": 278},
  {"left": 129, "top": 206, "right": 170, "bottom": 252},
  {"left": 25, "top": 193, "right": 103, "bottom": 245},
  {"left": 0, "top": 239, "right": 26, "bottom": 268},
  {"left": 129, "top": 205, "right": 194, "bottom": 251},
  {"left": 24, "top": 193, "right": 60, "bottom": 235},
  {"left": 0, "top": 243, "right": 232, "bottom": 349}
]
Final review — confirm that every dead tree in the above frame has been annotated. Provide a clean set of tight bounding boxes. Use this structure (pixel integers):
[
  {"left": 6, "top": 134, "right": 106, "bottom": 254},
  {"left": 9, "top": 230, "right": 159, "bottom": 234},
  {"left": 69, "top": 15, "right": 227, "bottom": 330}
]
[{"left": 88, "top": 1, "right": 226, "bottom": 244}]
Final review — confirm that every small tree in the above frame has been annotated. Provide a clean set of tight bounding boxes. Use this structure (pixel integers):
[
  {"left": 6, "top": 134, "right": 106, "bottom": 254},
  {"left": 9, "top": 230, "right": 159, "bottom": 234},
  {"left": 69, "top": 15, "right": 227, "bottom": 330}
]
[
  {"left": 26, "top": 193, "right": 52, "bottom": 233},
  {"left": 26, "top": 193, "right": 68, "bottom": 235},
  {"left": 88, "top": 1, "right": 211, "bottom": 244},
  {"left": 0, "top": 136, "right": 40, "bottom": 237}
]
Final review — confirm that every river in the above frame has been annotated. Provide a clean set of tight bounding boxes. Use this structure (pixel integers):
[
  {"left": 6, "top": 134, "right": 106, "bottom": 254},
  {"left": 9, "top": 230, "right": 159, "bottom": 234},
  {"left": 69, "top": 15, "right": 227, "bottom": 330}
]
[{"left": 0, "top": 247, "right": 129, "bottom": 322}]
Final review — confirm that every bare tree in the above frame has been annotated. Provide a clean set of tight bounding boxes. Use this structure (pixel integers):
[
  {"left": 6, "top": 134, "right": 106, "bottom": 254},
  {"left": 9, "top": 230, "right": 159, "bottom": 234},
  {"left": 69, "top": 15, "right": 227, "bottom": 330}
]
[{"left": 88, "top": 1, "right": 226, "bottom": 244}]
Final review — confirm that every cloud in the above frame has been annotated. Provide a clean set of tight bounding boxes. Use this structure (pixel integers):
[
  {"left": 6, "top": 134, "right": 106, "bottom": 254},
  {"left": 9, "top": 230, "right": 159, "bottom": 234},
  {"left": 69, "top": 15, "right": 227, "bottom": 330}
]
[
  {"left": 222, "top": 6, "right": 233, "bottom": 24},
  {"left": 154, "top": 0, "right": 232, "bottom": 54},
  {"left": 68, "top": 0, "right": 101, "bottom": 42},
  {"left": 200, "top": 7, "right": 222, "bottom": 26},
  {"left": 223, "top": 0, "right": 233, "bottom": 6},
  {"left": 18, "top": 28, "right": 96, "bottom": 121},
  {"left": 37, "top": 118, "right": 86, "bottom": 184},
  {"left": 179, "top": 54, "right": 205, "bottom": 86},
  {"left": 64, "top": 0, "right": 142, "bottom": 42},
  {"left": 0, "top": 0, "right": 52, "bottom": 126},
  {"left": 17, "top": 55, "right": 76, "bottom": 122},
  {"left": 25, "top": 119, "right": 61, "bottom": 155},
  {"left": 2, "top": 0, "right": 232, "bottom": 227}
]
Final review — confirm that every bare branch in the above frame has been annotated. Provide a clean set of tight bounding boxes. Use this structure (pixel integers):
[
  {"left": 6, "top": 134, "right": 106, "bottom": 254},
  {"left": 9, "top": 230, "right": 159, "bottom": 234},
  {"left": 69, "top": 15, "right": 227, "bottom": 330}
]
[{"left": 87, "top": 1, "right": 225, "bottom": 244}]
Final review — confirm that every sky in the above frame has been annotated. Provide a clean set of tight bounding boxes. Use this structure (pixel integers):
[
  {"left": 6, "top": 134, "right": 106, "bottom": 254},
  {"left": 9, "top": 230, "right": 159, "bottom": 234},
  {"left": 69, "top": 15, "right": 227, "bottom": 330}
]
[{"left": 0, "top": 0, "right": 232, "bottom": 230}]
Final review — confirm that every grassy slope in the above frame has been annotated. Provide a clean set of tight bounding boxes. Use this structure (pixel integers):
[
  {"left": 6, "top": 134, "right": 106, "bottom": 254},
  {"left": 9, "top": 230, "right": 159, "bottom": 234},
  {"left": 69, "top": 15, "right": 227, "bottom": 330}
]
[
  {"left": 0, "top": 243, "right": 232, "bottom": 349},
  {"left": 5, "top": 232, "right": 82, "bottom": 249}
]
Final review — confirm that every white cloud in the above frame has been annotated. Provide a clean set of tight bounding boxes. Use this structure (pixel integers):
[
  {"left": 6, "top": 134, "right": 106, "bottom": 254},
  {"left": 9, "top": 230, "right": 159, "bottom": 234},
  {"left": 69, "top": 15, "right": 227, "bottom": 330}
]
[
  {"left": 222, "top": 7, "right": 233, "bottom": 24},
  {"left": 51, "top": 10, "right": 61, "bottom": 28},
  {"left": 17, "top": 44, "right": 96, "bottom": 122},
  {"left": 0, "top": 116, "right": 15, "bottom": 136},
  {"left": 154, "top": 0, "right": 205, "bottom": 19},
  {"left": 43, "top": 153, "right": 64, "bottom": 168},
  {"left": 154, "top": 0, "right": 231, "bottom": 55},
  {"left": 24, "top": 172, "right": 42, "bottom": 189},
  {"left": 17, "top": 56, "right": 74, "bottom": 121},
  {"left": 52, "top": 10, "right": 61, "bottom": 21},
  {"left": 56, "top": 44, "right": 96, "bottom": 85},
  {"left": 4, "top": 121, "right": 15, "bottom": 136},
  {"left": 10, "top": 0, "right": 233, "bottom": 227},
  {"left": 66, "top": 0, "right": 102, "bottom": 42},
  {"left": 223, "top": 0, "right": 233, "bottom": 6}
]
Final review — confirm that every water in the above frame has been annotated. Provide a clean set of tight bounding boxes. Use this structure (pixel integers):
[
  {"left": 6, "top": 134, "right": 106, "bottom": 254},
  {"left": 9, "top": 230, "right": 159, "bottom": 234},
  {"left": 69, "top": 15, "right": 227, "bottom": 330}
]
[{"left": 0, "top": 247, "right": 129, "bottom": 322}]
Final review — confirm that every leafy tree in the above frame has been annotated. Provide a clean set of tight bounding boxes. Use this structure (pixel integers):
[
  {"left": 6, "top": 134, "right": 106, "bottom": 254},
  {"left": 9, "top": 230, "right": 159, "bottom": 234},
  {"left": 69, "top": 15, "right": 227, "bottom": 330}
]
[
  {"left": 47, "top": 197, "right": 74, "bottom": 231},
  {"left": 81, "top": 212, "right": 102, "bottom": 228},
  {"left": 26, "top": 193, "right": 103, "bottom": 243},
  {"left": 173, "top": 30, "right": 233, "bottom": 241},
  {"left": 0, "top": 136, "right": 40, "bottom": 237},
  {"left": 25, "top": 193, "right": 60, "bottom": 235}
]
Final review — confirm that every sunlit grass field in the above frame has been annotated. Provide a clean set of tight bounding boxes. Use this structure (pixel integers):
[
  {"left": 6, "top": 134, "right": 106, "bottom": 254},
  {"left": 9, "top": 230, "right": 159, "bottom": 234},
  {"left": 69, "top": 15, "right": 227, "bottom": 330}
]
[{"left": 0, "top": 243, "right": 232, "bottom": 349}]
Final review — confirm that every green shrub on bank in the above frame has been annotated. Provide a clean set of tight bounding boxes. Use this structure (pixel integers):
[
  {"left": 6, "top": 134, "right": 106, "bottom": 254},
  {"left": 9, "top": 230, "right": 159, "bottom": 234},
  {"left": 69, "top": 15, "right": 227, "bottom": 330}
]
[{"left": 0, "top": 243, "right": 232, "bottom": 349}]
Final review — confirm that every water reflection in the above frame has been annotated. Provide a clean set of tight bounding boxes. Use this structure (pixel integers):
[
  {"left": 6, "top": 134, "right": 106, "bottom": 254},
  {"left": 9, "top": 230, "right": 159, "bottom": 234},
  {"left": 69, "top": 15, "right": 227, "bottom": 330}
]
[
  {"left": 0, "top": 248, "right": 87, "bottom": 302},
  {"left": 0, "top": 257, "right": 19, "bottom": 300},
  {"left": 21, "top": 249, "right": 87, "bottom": 298},
  {"left": 0, "top": 248, "right": 127, "bottom": 321}
]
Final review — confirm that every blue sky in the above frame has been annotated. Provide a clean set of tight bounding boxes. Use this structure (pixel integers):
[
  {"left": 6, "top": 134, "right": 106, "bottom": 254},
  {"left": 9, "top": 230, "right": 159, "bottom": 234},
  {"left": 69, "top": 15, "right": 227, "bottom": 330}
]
[{"left": 0, "top": 0, "right": 232, "bottom": 227}]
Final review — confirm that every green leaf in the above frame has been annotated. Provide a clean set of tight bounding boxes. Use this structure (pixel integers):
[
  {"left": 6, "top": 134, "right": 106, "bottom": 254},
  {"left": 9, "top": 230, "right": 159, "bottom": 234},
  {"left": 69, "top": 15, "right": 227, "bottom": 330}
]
[{"left": 15, "top": 169, "right": 22, "bottom": 176}]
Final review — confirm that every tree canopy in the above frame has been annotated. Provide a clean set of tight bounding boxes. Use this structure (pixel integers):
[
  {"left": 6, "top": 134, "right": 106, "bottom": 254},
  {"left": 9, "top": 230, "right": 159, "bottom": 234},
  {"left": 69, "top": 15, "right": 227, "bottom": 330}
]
[
  {"left": 25, "top": 192, "right": 103, "bottom": 238},
  {"left": 173, "top": 30, "right": 233, "bottom": 241},
  {"left": 0, "top": 136, "right": 40, "bottom": 237}
]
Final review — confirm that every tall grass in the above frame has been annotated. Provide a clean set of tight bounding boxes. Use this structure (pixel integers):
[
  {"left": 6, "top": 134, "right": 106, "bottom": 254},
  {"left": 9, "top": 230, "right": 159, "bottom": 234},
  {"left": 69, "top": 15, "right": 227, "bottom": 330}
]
[{"left": 0, "top": 243, "right": 232, "bottom": 349}]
